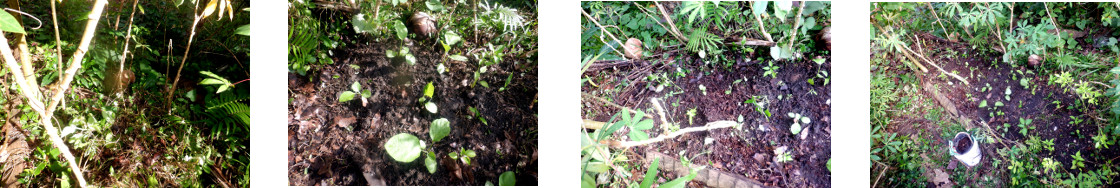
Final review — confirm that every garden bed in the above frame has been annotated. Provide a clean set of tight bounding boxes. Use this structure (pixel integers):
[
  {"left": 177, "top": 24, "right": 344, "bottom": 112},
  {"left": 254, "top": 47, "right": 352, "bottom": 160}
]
[
  {"left": 287, "top": 38, "right": 538, "bottom": 185},
  {"left": 582, "top": 53, "right": 831, "bottom": 187}
]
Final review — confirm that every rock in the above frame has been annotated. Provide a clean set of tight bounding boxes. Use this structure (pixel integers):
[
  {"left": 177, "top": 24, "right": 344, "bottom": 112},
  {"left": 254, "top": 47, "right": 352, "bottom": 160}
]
[
  {"left": 409, "top": 12, "right": 437, "bottom": 37},
  {"left": 623, "top": 38, "right": 643, "bottom": 60},
  {"left": 1028, "top": 54, "right": 1042, "bottom": 67},
  {"left": 753, "top": 153, "right": 769, "bottom": 163},
  {"left": 818, "top": 26, "right": 831, "bottom": 50}
]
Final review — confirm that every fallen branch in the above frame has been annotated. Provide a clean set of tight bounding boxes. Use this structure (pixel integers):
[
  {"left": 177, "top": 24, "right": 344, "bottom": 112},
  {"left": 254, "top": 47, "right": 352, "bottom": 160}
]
[
  {"left": 726, "top": 38, "right": 775, "bottom": 46},
  {"left": 604, "top": 121, "right": 737, "bottom": 148},
  {"left": 650, "top": 97, "right": 671, "bottom": 134},
  {"left": 581, "top": 92, "right": 654, "bottom": 119},
  {"left": 926, "top": 2, "right": 949, "bottom": 36},
  {"left": 907, "top": 35, "right": 970, "bottom": 85}
]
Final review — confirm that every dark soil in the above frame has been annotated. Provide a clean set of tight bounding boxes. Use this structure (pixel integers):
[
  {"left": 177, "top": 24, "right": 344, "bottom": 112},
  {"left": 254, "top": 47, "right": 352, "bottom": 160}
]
[
  {"left": 582, "top": 52, "right": 831, "bottom": 187},
  {"left": 877, "top": 32, "right": 1120, "bottom": 186},
  {"left": 955, "top": 135, "right": 970, "bottom": 154},
  {"left": 287, "top": 37, "right": 538, "bottom": 185}
]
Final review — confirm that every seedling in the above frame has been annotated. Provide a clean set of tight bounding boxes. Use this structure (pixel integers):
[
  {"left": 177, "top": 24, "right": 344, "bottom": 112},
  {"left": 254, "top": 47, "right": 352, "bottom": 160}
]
[
  {"left": 687, "top": 108, "right": 698, "bottom": 125},
  {"left": 774, "top": 146, "right": 793, "bottom": 163},
  {"left": 1017, "top": 118, "right": 1033, "bottom": 136},
  {"left": 449, "top": 147, "right": 478, "bottom": 165},
  {"left": 762, "top": 61, "right": 779, "bottom": 79},
  {"left": 698, "top": 84, "right": 707, "bottom": 95},
  {"left": 744, "top": 96, "right": 771, "bottom": 121},
  {"left": 386, "top": 46, "right": 417, "bottom": 65},
  {"left": 468, "top": 106, "right": 488, "bottom": 125},
  {"left": 618, "top": 109, "right": 654, "bottom": 141},
  {"left": 420, "top": 81, "right": 438, "bottom": 113},
  {"left": 339, "top": 81, "right": 372, "bottom": 105},
  {"left": 787, "top": 112, "right": 810, "bottom": 135}
]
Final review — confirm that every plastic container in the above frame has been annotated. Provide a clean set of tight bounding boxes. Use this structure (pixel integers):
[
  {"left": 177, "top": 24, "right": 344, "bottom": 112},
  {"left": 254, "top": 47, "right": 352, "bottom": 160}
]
[{"left": 950, "top": 132, "right": 981, "bottom": 167}]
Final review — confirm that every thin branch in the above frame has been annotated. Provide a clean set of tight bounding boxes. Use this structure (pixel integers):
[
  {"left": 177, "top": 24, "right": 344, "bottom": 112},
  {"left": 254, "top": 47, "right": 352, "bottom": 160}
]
[
  {"left": 786, "top": 2, "right": 806, "bottom": 50},
  {"left": 168, "top": 3, "right": 209, "bottom": 107},
  {"left": 116, "top": 0, "right": 141, "bottom": 96},
  {"left": 50, "top": 0, "right": 63, "bottom": 90},
  {"left": 926, "top": 2, "right": 949, "bottom": 36},
  {"left": 1043, "top": 2, "right": 1064, "bottom": 57},
  {"left": 751, "top": 2, "right": 774, "bottom": 42},
  {"left": 630, "top": 2, "right": 685, "bottom": 43},
  {"left": 580, "top": 8, "right": 627, "bottom": 60},
  {"left": 909, "top": 35, "right": 969, "bottom": 85},
  {"left": 45, "top": 0, "right": 109, "bottom": 117},
  {"left": 650, "top": 97, "right": 671, "bottom": 134},
  {"left": 653, "top": 2, "right": 687, "bottom": 43}
]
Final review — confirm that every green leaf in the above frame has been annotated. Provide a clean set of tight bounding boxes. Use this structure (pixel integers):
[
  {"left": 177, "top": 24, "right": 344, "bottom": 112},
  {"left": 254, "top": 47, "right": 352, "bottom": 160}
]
[
  {"left": 660, "top": 170, "right": 697, "bottom": 188},
  {"left": 387, "top": 49, "right": 397, "bottom": 58},
  {"left": 629, "top": 130, "right": 648, "bottom": 141},
  {"left": 444, "top": 30, "right": 462, "bottom": 47},
  {"left": 480, "top": 80, "right": 490, "bottom": 88},
  {"left": 351, "top": 81, "right": 361, "bottom": 92},
  {"left": 405, "top": 54, "right": 417, "bottom": 65},
  {"left": 426, "top": 0, "right": 446, "bottom": 12},
  {"left": 0, "top": 11, "right": 25, "bottom": 34},
  {"left": 429, "top": 118, "right": 450, "bottom": 142},
  {"left": 499, "top": 171, "right": 516, "bottom": 186},
  {"left": 235, "top": 24, "right": 250, "bottom": 36},
  {"left": 424, "top": 81, "right": 435, "bottom": 99},
  {"left": 464, "top": 149, "right": 476, "bottom": 158},
  {"left": 339, "top": 91, "right": 356, "bottom": 102},
  {"left": 384, "top": 133, "right": 423, "bottom": 162},
  {"left": 639, "top": 158, "right": 660, "bottom": 188},
  {"left": 633, "top": 119, "right": 654, "bottom": 130},
  {"left": 362, "top": 89, "right": 372, "bottom": 98},
  {"left": 425, "top": 102, "right": 438, "bottom": 113},
  {"left": 979, "top": 100, "right": 988, "bottom": 108},
  {"left": 425, "top": 154, "right": 438, "bottom": 173},
  {"left": 449, "top": 55, "right": 468, "bottom": 61},
  {"left": 352, "top": 14, "right": 375, "bottom": 33},
  {"left": 394, "top": 20, "right": 408, "bottom": 40},
  {"left": 791, "top": 123, "right": 802, "bottom": 135},
  {"left": 200, "top": 78, "right": 225, "bottom": 85},
  {"left": 449, "top": 151, "right": 459, "bottom": 159}
]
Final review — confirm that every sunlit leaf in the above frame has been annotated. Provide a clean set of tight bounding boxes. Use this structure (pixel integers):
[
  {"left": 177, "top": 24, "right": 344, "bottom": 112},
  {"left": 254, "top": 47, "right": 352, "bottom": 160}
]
[
  {"left": 425, "top": 102, "right": 438, "bottom": 113},
  {"left": 202, "top": 0, "right": 218, "bottom": 19},
  {"left": 339, "top": 91, "right": 356, "bottom": 102},
  {"left": 0, "top": 11, "right": 26, "bottom": 34},
  {"left": 384, "top": 133, "right": 423, "bottom": 162},
  {"left": 499, "top": 171, "right": 516, "bottom": 186},
  {"left": 235, "top": 24, "right": 249, "bottom": 36},
  {"left": 429, "top": 118, "right": 450, "bottom": 142}
]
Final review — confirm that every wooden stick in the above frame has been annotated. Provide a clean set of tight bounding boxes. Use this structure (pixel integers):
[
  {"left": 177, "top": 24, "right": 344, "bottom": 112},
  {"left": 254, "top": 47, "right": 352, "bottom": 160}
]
[
  {"left": 115, "top": 0, "right": 140, "bottom": 96},
  {"left": 607, "top": 121, "right": 737, "bottom": 148},
  {"left": 50, "top": 0, "right": 63, "bottom": 91},
  {"left": 908, "top": 35, "right": 970, "bottom": 85},
  {"left": 650, "top": 97, "right": 672, "bottom": 134},
  {"left": 1043, "top": 3, "right": 1064, "bottom": 57}
]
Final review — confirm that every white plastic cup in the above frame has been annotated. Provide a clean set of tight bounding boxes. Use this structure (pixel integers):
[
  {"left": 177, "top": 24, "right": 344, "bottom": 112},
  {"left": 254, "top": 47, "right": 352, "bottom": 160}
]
[{"left": 950, "top": 132, "right": 982, "bottom": 167}]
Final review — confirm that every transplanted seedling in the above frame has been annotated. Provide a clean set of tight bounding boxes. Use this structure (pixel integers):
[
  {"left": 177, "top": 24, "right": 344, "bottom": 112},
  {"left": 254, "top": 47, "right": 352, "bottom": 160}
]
[
  {"left": 420, "top": 81, "right": 438, "bottom": 113},
  {"left": 339, "top": 81, "right": 372, "bottom": 106},
  {"left": 387, "top": 46, "right": 418, "bottom": 65},
  {"left": 788, "top": 112, "right": 810, "bottom": 135},
  {"left": 449, "top": 147, "right": 478, "bottom": 165}
]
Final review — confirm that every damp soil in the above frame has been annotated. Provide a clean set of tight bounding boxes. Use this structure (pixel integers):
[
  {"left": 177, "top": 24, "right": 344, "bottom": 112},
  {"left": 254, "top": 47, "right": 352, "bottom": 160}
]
[
  {"left": 876, "top": 32, "right": 1120, "bottom": 187},
  {"left": 287, "top": 37, "right": 538, "bottom": 185},
  {"left": 582, "top": 51, "right": 832, "bottom": 187}
]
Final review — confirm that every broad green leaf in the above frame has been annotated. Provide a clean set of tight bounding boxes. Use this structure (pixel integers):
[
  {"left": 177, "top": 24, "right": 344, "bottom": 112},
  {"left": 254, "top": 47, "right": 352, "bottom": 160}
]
[
  {"left": 499, "top": 171, "right": 516, "bottom": 186},
  {"left": 387, "top": 49, "right": 397, "bottom": 58},
  {"left": 426, "top": 0, "right": 446, "bottom": 12},
  {"left": 394, "top": 21, "right": 408, "bottom": 40},
  {"left": 464, "top": 149, "right": 476, "bottom": 158},
  {"left": 429, "top": 118, "right": 450, "bottom": 142},
  {"left": 351, "top": 81, "right": 361, "bottom": 92},
  {"left": 339, "top": 91, "right": 356, "bottom": 102},
  {"left": 791, "top": 122, "right": 801, "bottom": 135},
  {"left": 384, "top": 133, "right": 423, "bottom": 162},
  {"left": 639, "top": 157, "right": 660, "bottom": 188},
  {"left": 424, "top": 82, "right": 435, "bottom": 99},
  {"left": 405, "top": 54, "right": 417, "bottom": 65},
  {"left": 633, "top": 119, "right": 654, "bottom": 130},
  {"left": 629, "top": 130, "right": 648, "bottom": 141},
  {"left": 480, "top": 80, "right": 489, "bottom": 88},
  {"left": 200, "top": 78, "right": 225, "bottom": 85},
  {"left": 660, "top": 170, "right": 697, "bottom": 188},
  {"left": 362, "top": 89, "right": 372, "bottom": 98},
  {"left": 425, "top": 154, "right": 438, "bottom": 173},
  {"left": 444, "top": 30, "right": 462, "bottom": 47},
  {"left": 449, "top": 151, "right": 459, "bottom": 159}
]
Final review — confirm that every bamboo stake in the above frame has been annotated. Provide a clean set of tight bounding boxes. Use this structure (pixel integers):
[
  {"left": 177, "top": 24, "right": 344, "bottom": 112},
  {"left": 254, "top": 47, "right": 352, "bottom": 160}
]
[
  {"left": 786, "top": 2, "right": 806, "bottom": 51},
  {"left": 581, "top": 92, "right": 654, "bottom": 119},
  {"left": 908, "top": 35, "right": 970, "bottom": 85},
  {"left": 50, "top": 0, "right": 62, "bottom": 90},
  {"left": 115, "top": 0, "right": 140, "bottom": 95},
  {"left": 604, "top": 121, "right": 737, "bottom": 148},
  {"left": 6, "top": 0, "right": 38, "bottom": 96}
]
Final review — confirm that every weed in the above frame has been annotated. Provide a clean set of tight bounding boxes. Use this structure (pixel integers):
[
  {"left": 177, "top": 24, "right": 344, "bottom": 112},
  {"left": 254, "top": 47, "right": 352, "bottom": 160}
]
[{"left": 762, "top": 61, "right": 779, "bottom": 79}]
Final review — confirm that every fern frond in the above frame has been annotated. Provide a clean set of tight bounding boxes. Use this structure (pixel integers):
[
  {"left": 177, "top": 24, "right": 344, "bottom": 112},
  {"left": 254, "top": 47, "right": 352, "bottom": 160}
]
[{"left": 685, "top": 28, "right": 720, "bottom": 55}]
